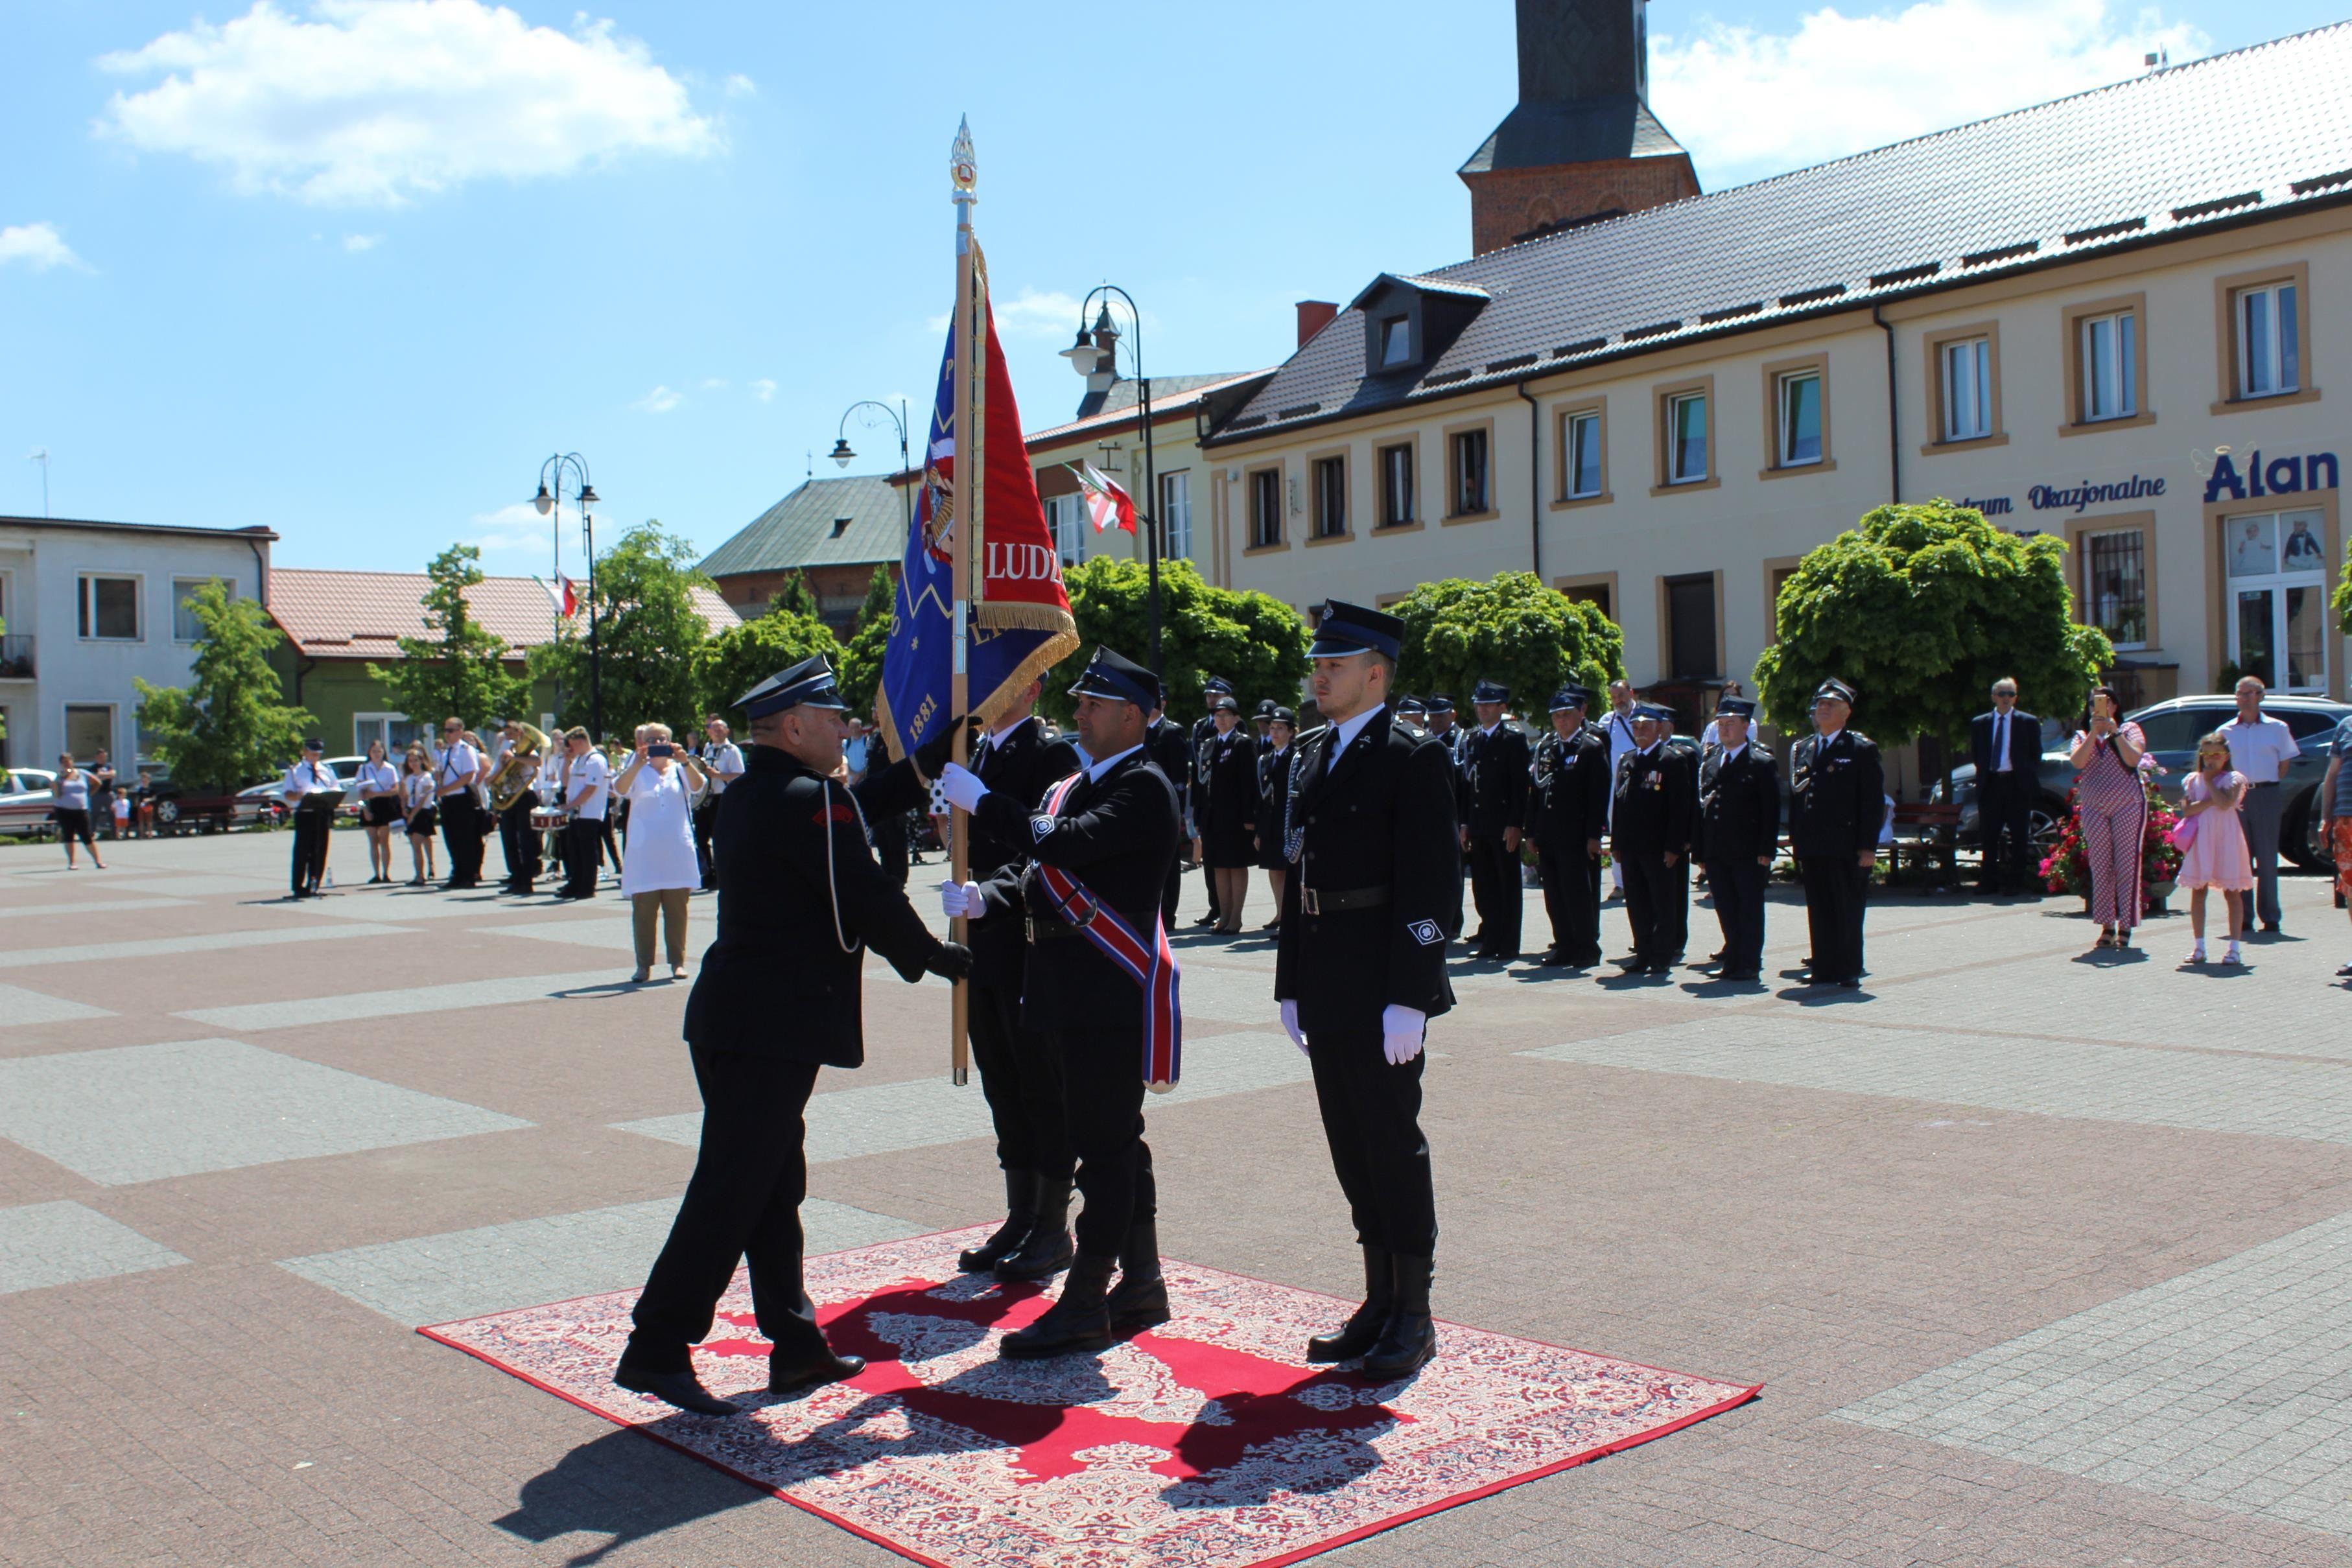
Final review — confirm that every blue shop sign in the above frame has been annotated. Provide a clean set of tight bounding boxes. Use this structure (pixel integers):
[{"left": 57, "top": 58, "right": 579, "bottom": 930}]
[{"left": 2202, "top": 449, "right": 2342, "bottom": 504}]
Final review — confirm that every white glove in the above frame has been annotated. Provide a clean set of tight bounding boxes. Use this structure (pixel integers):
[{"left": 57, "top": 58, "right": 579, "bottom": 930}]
[
  {"left": 1381, "top": 1004, "right": 1427, "bottom": 1066},
  {"left": 1280, "top": 998, "right": 1306, "bottom": 1055},
  {"left": 939, "top": 880, "right": 983, "bottom": 921},
  {"left": 937, "top": 762, "right": 989, "bottom": 813}
]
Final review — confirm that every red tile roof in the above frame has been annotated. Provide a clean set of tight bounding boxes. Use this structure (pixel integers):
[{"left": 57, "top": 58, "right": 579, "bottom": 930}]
[{"left": 266, "top": 568, "right": 740, "bottom": 660}]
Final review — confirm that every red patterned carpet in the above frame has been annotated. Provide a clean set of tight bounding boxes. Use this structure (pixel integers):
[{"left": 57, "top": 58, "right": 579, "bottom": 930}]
[{"left": 424, "top": 1227, "right": 1758, "bottom": 1568}]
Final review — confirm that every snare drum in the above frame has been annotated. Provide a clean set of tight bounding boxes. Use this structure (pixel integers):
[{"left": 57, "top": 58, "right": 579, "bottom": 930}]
[{"left": 530, "top": 808, "right": 568, "bottom": 833}]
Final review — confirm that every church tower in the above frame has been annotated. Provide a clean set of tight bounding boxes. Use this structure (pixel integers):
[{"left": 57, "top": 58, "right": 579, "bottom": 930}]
[{"left": 1459, "top": 0, "right": 1701, "bottom": 255}]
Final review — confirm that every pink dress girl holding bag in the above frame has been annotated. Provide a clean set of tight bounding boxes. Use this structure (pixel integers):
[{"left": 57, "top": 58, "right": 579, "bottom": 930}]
[{"left": 2176, "top": 731, "right": 2253, "bottom": 966}]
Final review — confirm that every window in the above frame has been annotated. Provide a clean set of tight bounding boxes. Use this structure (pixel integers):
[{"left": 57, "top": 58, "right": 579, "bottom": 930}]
[
  {"left": 1560, "top": 579, "right": 1614, "bottom": 620},
  {"left": 1942, "top": 338, "right": 1992, "bottom": 441},
  {"left": 1665, "top": 391, "right": 1708, "bottom": 483},
  {"left": 1047, "top": 493, "right": 1083, "bottom": 567},
  {"left": 1766, "top": 563, "right": 1800, "bottom": 642},
  {"left": 78, "top": 575, "right": 140, "bottom": 640},
  {"left": 1378, "top": 443, "right": 1415, "bottom": 526},
  {"left": 1664, "top": 573, "right": 1718, "bottom": 679},
  {"left": 1564, "top": 411, "right": 1603, "bottom": 498},
  {"left": 65, "top": 705, "right": 113, "bottom": 762},
  {"left": 1159, "top": 471, "right": 1192, "bottom": 560},
  {"left": 354, "top": 713, "right": 425, "bottom": 755},
  {"left": 1775, "top": 370, "right": 1822, "bottom": 467},
  {"left": 2082, "top": 528, "right": 2147, "bottom": 649},
  {"left": 1248, "top": 469, "right": 1283, "bottom": 549},
  {"left": 1311, "top": 456, "right": 1347, "bottom": 538},
  {"left": 1380, "top": 316, "right": 1411, "bottom": 367},
  {"left": 2235, "top": 281, "right": 2301, "bottom": 399},
  {"left": 2225, "top": 508, "right": 2329, "bottom": 693},
  {"left": 172, "top": 577, "right": 231, "bottom": 642},
  {"left": 1448, "top": 428, "right": 1489, "bottom": 515},
  {"left": 2079, "top": 310, "right": 2138, "bottom": 422}
]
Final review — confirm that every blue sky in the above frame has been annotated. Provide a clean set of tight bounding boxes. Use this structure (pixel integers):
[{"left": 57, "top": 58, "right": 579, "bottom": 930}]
[{"left": 2, "top": 0, "right": 2342, "bottom": 579}]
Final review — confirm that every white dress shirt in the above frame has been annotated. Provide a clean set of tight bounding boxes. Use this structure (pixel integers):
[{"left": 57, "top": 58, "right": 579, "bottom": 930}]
[
  {"left": 434, "top": 740, "right": 481, "bottom": 799},
  {"left": 2222, "top": 713, "right": 2300, "bottom": 784},
  {"left": 567, "top": 750, "right": 611, "bottom": 819},
  {"left": 1084, "top": 742, "right": 1145, "bottom": 784},
  {"left": 1324, "top": 703, "right": 1387, "bottom": 772},
  {"left": 282, "top": 758, "right": 340, "bottom": 802},
  {"left": 701, "top": 739, "right": 744, "bottom": 793}
]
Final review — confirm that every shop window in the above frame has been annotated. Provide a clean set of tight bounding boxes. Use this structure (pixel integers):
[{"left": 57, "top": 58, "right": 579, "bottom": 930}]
[{"left": 2224, "top": 508, "right": 2329, "bottom": 692}]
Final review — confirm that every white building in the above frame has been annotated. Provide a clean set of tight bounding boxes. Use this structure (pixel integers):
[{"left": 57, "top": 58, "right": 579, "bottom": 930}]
[{"left": 0, "top": 515, "right": 276, "bottom": 770}]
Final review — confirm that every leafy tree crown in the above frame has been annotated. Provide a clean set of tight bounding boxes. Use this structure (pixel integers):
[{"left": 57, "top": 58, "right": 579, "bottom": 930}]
[
  {"left": 529, "top": 522, "right": 716, "bottom": 740},
  {"left": 134, "top": 579, "right": 316, "bottom": 793},
  {"left": 694, "top": 609, "right": 845, "bottom": 732},
  {"left": 1043, "top": 557, "right": 1311, "bottom": 721},
  {"left": 1393, "top": 572, "right": 1626, "bottom": 714},
  {"left": 366, "top": 544, "right": 527, "bottom": 730}
]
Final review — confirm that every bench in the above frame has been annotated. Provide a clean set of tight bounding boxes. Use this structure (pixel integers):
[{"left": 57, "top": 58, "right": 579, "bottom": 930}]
[{"left": 1888, "top": 802, "right": 1965, "bottom": 889}]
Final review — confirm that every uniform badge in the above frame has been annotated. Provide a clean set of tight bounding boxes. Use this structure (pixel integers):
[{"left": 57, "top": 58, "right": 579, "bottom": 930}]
[
  {"left": 1029, "top": 813, "right": 1058, "bottom": 841},
  {"left": 1408, "top": 919, "right": 1443, "bottom": 946}
]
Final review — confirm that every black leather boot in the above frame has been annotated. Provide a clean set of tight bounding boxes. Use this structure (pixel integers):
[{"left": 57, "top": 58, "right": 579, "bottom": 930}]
[
  {"left": 959, "top": 1170, "right": 1037, "bottom": 1272},
  {"left": 613, "top": 1352, "right": 739, "bottom": 1416},
  {"left": 993, "top": 1177, "right": 1074, "bottom": 1282},
  {"left": 1361, "top": 1253, "right": 1436, "bottom": 1379},
  {"left": 999, "top": 1252, "right": 1116, "bottom": 1359},
  {"left": 1105, "top": 1218, "right": 1170, "bottom": 1332},
  {"left": 1306, "top": 1245, "right": 1393, "bottom": 1363}
]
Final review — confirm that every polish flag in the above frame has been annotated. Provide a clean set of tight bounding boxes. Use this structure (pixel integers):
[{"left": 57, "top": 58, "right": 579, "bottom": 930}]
[
  {"left": 559, "top": 575, "right": 580, "bottom": 617},
  {"left": 1072, "top": 462, "right": 1136, "bottom": 534}
]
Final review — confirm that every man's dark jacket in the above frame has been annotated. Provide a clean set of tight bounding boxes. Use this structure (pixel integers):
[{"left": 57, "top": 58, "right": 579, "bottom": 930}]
[{"left": 1699, "top": 742, "right": 1782, "bottom": 864}]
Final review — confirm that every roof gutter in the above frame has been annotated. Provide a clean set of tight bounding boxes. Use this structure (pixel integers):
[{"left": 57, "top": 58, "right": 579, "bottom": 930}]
[
  {"left": 1873, "top": 305, "right": 1900, "bottom": 504},
  {"left": 1516, "top": 382, "right": 1542, "bottom": 581}
]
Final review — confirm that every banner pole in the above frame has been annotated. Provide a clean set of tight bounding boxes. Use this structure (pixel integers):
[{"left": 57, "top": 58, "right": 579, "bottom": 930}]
[{"left": 947, "top": 119, "right": 978, "bottom": 1088}]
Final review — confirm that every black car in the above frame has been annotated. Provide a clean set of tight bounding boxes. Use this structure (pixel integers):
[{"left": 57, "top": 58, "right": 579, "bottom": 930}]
[{"left": 1936, "top": 695, "right": 2349, "bottom": 869}]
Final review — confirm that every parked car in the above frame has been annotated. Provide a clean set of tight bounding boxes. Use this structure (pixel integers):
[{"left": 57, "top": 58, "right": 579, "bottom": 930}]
[
  {"left": 0, "top": 769, "right": 60, "bottom": 837},
  {"left": 1936, "top": 694, "right": 2349, "bottom": 868}
]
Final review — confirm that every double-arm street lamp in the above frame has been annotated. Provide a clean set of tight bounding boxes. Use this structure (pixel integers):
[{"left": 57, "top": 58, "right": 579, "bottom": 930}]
[
  {"left": 830, "top": 398, "right": 914, "bottom": 537},
  {"left": 532, "top": 452, "right": 602, "bottom": 741},
  {"left": 1061, "top": 287, "right": 1162, "bottom": 679}
]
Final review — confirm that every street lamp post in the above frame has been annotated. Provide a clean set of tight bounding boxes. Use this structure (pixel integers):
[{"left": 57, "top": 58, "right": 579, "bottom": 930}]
[
  {"left": 830, "top": 398, "right": 914, "bottom": 538},
  {"left": 1062, "top": 288, "right": 1160, "bottom": 679},
  {"left": 532, "top": 453, "right": 602, "bottom": 740}
]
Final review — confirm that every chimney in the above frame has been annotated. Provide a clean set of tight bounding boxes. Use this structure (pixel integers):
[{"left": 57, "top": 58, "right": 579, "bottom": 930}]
[
  {"left": 1295, "top": 300, "right": 1339, "bottom": 348},
  {"left": 1457, "top": 0, "right": 1700, "bottom": 255}
]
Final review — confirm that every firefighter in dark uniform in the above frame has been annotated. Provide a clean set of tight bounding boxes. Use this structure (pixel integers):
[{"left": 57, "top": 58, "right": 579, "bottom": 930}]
[
  {"left": 1529, "top": 685, "right": 1610, "bottom": 967},
  {"left": 939, "top": 647, "right": 1182, "bottom": 1359},
  {"left": 615, "top": 656, "right": 973, "bottom": 1418},
  {"left": 1610, "top": 703, "right": 1699, "bottom": 974},
  {"left": 1459, "top": 681, "right": 1532, "bottom": 961},
  {"left": 1252, "top": 697, "right": 1278, "bottom": 755},
  {"left": 947, "top": 677, "right": 1083, "bottom": 1284},
  {"left": 1144, "top": 698, "right": 1194, "bottom": 930},
  {"left": 1189, "top": 676, "right": 1233, "bottom": 926},
  {"left": 1276, "top": 600, "right": 1459, "bottom": 1378},
  {"left": 1421, "top": 694, "right": 1466, "bottom": 938},
  {"left": 1394, "top": 696, "right": 1426, "bottom": 736},
  {"left": 1790, "top": 679, "right": 1883, "bottom": 988},
  {"left": 1697, "top": 696, "right": 1780, "bottom": 983}
]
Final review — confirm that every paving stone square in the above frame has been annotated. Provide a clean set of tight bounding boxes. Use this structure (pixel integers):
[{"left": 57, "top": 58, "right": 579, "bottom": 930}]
[{"left": 6, "top": 832, "right": 2352, "bottom": 1568}]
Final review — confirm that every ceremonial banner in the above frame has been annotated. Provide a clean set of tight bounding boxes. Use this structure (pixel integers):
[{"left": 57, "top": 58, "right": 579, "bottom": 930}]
[{"left": 877, "top": 268, "right": 1078, "bottom": 762}]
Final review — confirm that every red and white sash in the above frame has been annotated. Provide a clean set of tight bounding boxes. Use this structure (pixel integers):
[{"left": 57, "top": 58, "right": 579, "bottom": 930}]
[{"left": 1033, "top": 771, "right": 1182, "bottom": 1092}]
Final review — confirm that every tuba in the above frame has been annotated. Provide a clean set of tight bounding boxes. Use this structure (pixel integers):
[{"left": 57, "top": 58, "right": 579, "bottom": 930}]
[{"left": 488, "top": 720, "right": 550, "bottom": 812}]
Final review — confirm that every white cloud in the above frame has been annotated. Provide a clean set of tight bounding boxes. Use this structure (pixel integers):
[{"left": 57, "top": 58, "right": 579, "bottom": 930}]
[
  {"left": 633, "top": 383, "right": 681, "bottom": 413},
  {"left": 1651, "top": 0, "right": 2207, "bottom": 186},
  {"left": 342, "top": 231, "right": 381, "bottom": 251},
  {"left": 0, "top": 222, "right": 83, "bottom": 271},
  {"left": 469, "top": 500, "right": 550, "bottom": 559},
  {"left": 95, "top": 0, "right": 722, "bottom": 207},
  {"left": 749, "top": 377, "right": 775, "bottom": 402},
  {"left": 927, "top": 286, "right": 1087, "bottom": 338},
  {"left": 723, "top": 72, "right": 755, "bottom": 97},
  {"left": 700, "top": 376, "right": 728, "bottom": 390}
]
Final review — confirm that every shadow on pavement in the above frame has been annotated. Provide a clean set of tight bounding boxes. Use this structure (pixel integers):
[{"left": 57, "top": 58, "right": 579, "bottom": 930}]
[{"left": 495, "top": 1427, "right": 765, "bottom": 1565}]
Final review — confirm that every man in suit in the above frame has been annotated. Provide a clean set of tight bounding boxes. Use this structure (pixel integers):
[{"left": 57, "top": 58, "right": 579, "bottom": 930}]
[
  {"left": 1144, "top": 698, "right": 1194, "bottom": 930},
  {"left": 1276, "top": 600, "right": 1459, "bottom": 1377},
  {"left": 1460, "top": 681, "right": 1532, "bottom": 961},
  {"left": 940, "top": 648, "right": 1183, "bottom": 1359},
  {"left": 1528, "top": 685, "right": 1609, "bottom": 966},
  {"left": 1791, "top": 679, "right": 1885, "bottom": 989},
  {"left": 1190, "top": 677, "right": 1234, "bottom": 926},
  {"left": 616, "top": 657, "right": 973, "bottom": 1416},
  {"left": 1970, "top": 678, "right": 2040, "bottom": 896},
  {"left": 947, "top": 677, "right": 1083, "bottom": 1285},
  {"left": 1697, "top": 696, "right": 1780, "bottom": 982},
  {"left": 1610, "top": 703, "right": 1699, "bottom": 974}
]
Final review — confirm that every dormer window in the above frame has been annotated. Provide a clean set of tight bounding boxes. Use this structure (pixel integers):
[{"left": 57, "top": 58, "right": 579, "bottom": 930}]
[
  {"left": 831, "top": 516, "right": 853, "bottom": 537},
  {"left": 1380, "top": 316, "right": 1412, "bottom": 367}
]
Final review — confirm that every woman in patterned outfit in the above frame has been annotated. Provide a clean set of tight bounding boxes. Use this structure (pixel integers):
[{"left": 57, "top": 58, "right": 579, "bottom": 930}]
[{"left": 2067, "top": 685, "right": 2150, "bottom": 950}]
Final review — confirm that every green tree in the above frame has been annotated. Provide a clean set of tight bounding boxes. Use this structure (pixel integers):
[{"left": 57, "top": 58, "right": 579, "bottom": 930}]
[
  {"left": 1752, "top": 498, "right": 2111, "bottom": 764},
  {"left": 1393, "top": 571, "right": 1625, "bottom": 710},
  {"left": 1045, "top": 557, "right": 1312, "bottom": 721},
  {"left": 694, "top": 608, "right": 844, "bottom": 731},
  {"left": 368, "top": 544, "right": 528, "bottom": 731},
  {"left": 528, "top": 521, "right": 714, "bottom": 738},
  {"left": 768, "top": 571, "right": 819, "bottom": 619},
  {"left": 134, "top": 580, "right": 316, "bottom": 793},
  {"left": 838, "top": 565, "right": 897, "bottom": 718},
  {"left": 2334, "top": 550, "right": 2352, "bottom": 644}
]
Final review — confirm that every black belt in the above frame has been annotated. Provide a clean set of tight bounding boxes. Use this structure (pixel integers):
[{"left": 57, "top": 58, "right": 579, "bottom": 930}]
[
  {"left": 1026, "top": 914, "right": 1096, "bottom": 943},
  {"left": 1297, "top": 883, "right": 1389, "bottom": 915},
  {"left": 2248, "top": 780, "right": 2279, "bottom": 789}
]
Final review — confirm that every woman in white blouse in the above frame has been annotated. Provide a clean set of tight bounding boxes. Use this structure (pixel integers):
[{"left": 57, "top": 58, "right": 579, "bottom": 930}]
[
  {"left": 613, "top": 723, "right": 709, "bottom": 982},
  {"left": 355, "top": 740, "right": 402, "bottom": 883}
]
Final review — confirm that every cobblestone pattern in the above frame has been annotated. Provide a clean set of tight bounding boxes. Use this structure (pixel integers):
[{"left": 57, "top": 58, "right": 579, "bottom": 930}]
[
  {"left": 176, "top": 970, "right": 628, "bottom": 1031},
  {"left": 0, "top": 1200, "right": 188, "bottom": 1295}
]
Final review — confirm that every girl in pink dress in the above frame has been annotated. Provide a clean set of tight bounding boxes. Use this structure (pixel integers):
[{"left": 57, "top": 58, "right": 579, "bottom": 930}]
[{"left": 2178, "top": 732, "right": 2253, "bottom": 966}]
